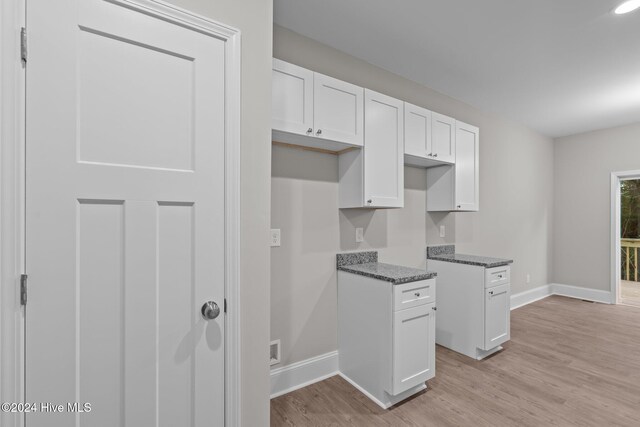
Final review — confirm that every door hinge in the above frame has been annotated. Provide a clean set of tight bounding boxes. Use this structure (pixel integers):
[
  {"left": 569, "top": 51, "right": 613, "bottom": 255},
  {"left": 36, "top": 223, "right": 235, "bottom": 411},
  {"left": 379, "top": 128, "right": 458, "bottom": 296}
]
[
  {"left": 224, "top": 298, "right": 227, "bottom": 314},
  {"left": 20, "top": 27, "right": 27, "bottom": 63},
  {"left": 20, "top": 274, "right": 28, "bottom": 306}
]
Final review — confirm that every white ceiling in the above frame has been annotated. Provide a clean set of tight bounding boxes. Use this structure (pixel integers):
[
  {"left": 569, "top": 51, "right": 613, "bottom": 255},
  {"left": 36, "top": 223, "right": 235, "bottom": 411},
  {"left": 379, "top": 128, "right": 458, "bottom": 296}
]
[{"left": 274, "top": 0, "right": 640, "bottom": 138}]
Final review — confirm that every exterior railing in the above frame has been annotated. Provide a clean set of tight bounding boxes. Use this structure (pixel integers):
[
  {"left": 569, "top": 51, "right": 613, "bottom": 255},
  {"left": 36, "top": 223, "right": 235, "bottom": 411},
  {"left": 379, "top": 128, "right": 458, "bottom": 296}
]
[{"left": 622, "top": 238, "right": 640, "bottom": 282}]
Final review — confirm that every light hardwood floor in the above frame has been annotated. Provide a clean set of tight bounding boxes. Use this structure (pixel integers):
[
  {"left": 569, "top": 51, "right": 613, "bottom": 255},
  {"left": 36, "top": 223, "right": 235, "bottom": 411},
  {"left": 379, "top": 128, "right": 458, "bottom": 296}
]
[
  {"left": 271, "top": 296, "right": 640, "bottom": 426},
  {"left": 621, "top": 280, "right": 640, "bottom": 307}
]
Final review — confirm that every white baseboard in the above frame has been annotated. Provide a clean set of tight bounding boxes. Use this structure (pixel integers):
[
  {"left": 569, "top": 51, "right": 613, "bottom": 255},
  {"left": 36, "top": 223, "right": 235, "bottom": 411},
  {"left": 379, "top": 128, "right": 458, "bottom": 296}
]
[
  {"left": 550, "top": 283, "right": 613, "bottom": 304},
  {"left": 511, "top": 283, "right": 613, "bottom": 310},
  {"left": 510, "top": 285, "right": 552, "bottom": 310},
  {"left": 270, "top": 351, "right": 338, "bottom": 398}
]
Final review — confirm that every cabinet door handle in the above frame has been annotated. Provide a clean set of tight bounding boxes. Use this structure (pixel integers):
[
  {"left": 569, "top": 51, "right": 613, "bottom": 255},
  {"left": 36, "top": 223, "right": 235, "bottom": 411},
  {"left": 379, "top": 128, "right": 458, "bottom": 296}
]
[
  {"left": 306, "top": 128, "right": 313, "bottom": 135},
  {"left": 367, "top": 199, "right": 372, "bottom": 204},
  {"left": 457, "top": 205, "right": 462, "bottom": 209},
  {"left": 316, "top": 129, "right": 322, "bottom": 136},
  {"left": 427, "top": 153, "right": 433, "bottom": 157},
  {"left": 414, "top": 292, "right": 421, "bottom": 297},
  {"left": 432, "top": 306, "right": 437, "bottom": 311},
  {"left": 433, "top": 153, "right": 438, "bottom": 157}
]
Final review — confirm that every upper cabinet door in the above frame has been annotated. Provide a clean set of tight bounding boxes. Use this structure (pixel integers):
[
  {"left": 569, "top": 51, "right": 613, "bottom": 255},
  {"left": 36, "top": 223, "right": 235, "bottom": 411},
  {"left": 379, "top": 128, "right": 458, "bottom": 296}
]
[
  {"left": 272, "top": 59, "right": 314, "bottom": 136},
  {"left": 314, "top": 73, "right": 364, "bottom": 147},
  {"left": 431, "top": 112, "right": 456, "bottom": 163},
  {"left": 364, "top": 89, "right": 404, "bottom": 208},
  {"left": 404, "top": 103, "right": 432, "bottom": 158},
  {"left": 455, "top": 121, "right": 479, "bottom": 211}
]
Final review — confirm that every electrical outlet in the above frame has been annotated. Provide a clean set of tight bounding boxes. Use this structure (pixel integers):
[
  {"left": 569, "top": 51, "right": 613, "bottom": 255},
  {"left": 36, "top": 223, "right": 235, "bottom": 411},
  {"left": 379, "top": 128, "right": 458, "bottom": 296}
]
[
  {"left": 439, "top": 225, "right": 446, "bottom": 238},
  {"left": 355, "top": 227, "right": 364, "bottom": 243},
  {"left": 526, "top": 274, "right": 531, "bottom": 284},
  {"left": 270, "top": 229, "right": 281, "bottom": 247}
]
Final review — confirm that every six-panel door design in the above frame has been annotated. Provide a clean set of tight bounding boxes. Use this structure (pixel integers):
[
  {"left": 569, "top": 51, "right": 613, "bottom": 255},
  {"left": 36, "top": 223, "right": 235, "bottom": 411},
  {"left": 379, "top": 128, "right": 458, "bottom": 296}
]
[{"left": 25, "top": 0, "right": 228, "bottom": 425}]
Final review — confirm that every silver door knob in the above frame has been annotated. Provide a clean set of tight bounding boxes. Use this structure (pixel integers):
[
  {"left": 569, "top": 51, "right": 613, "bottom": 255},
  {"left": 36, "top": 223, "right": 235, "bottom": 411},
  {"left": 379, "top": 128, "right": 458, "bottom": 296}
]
[{"left": 201, "top": 301, "right": 220, "bottom": 320}]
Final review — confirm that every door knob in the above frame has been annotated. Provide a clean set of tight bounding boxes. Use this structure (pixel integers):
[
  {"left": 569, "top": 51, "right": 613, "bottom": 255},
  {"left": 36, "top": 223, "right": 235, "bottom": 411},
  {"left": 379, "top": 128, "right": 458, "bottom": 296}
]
[{"left": 201, "top": 301, "right": 220, "bottom": 320}]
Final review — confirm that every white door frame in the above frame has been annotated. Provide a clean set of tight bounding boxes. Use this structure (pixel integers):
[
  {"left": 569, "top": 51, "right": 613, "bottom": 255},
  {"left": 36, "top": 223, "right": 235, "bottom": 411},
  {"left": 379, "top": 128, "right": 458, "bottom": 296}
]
[
  {"left": 610, "top": 169, "right": 640, "bottom": 305},
  {"left": 0, "top": 1, "right": 242, "bottom": 426}
]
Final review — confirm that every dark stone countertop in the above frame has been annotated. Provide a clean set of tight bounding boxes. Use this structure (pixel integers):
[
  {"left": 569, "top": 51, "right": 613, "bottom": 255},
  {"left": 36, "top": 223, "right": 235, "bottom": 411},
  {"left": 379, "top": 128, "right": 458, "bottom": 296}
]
[
  {"left": 337, "top": 251, "right": 437, "bottom": 285},
  {"left": 427, "top": 245, "right": 513, "bottom": 268}
]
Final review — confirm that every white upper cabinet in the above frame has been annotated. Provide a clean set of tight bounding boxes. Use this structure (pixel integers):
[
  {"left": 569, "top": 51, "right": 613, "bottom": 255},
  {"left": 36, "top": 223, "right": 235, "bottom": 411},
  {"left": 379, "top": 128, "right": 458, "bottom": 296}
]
[
  {"left": 431, "top": 112, "right": 456, "bottom": 163},
  {"left": 272, "top": 59, "right": 314, "bottom": 136},
  {"left": 454, "top": 121, "right": 480, "bottom": 211},
  {"left": 314, "top": 73, "right": 364, "bottom": 146},
  {"left": 364, "top": 90, "right": 404, "bottom": 208},
  {"left": 426, "top": 120, "right": 479, "bottom": 212},
  {"left": 272, "top": 59, "right": 364, "bottom": 150},
  {"left": 404, "top": 103, "right": 432, "bottom": 158},
  {"left": 339, "top": 89, "right": 404, "bottom": 208}
]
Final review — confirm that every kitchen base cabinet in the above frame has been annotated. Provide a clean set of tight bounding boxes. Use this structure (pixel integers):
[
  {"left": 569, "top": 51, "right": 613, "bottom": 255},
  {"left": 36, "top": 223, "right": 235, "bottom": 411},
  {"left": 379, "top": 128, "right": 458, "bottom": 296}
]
[
  {"left": 338, "top": 272, "right": 436, "bottom": 409},
  {"left": 427, "top": 260, "right": 510, "bottom": 360}
]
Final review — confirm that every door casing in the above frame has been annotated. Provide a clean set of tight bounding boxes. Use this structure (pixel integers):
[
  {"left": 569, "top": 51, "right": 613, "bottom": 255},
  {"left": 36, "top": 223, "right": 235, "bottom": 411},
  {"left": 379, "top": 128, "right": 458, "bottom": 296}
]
[
  {"left": 610, "top": 170, "right": 640, "bottom": 305},
  {"left": 0, "top": 1, "right": 241, "bottom": 425}
]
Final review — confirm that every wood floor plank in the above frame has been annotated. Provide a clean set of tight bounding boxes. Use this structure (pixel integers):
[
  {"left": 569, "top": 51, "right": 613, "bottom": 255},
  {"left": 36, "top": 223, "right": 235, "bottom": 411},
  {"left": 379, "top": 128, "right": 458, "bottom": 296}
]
[{"left": 271, "top": 296, "right": 640, "bottom": 426}]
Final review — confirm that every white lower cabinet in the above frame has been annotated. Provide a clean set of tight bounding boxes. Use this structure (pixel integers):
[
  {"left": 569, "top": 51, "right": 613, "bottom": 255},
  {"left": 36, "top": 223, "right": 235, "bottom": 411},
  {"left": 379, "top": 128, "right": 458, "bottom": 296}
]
[
  {"left": 392, "top": 303, "right": 436, "bottom": 395},
  {"left": 483, "top": 283, "right": 510, "bottom": 350},
  {"left": 338, "top": 272, "right": 435, "bottom": 409},
  {"left": 428, "top": 260, "right": 510, "bottom": 360}
]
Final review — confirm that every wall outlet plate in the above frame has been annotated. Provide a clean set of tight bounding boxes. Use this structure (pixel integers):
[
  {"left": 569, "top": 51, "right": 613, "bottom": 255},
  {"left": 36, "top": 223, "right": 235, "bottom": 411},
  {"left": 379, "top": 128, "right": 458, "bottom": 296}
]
[
  {"left": 355, "top": 227, "right": 364, "bottom": 243},
  {"left": 440, "top": 225, "right": 446, "bottom": 238},
  {"left": 270, "top": 229, "right": 281, "bottom": 247},
  {"left": 526, "top": 274, "right": 531, "bottom": 284}
]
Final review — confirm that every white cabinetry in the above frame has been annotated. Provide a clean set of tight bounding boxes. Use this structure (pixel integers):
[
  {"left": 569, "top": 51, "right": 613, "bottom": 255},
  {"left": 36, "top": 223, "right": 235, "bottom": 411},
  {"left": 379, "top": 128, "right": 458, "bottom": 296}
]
[
  {"left": 427, "top": 260, "right": 510, "bottom": 360},
  {"left": 426, "top": 120, "right": 479, "bottom": 212},
  {"left": 339, "top": 89, "right": 404, "bottom": 208},
  {"left": 272, "top": 59, "right": 364, "bottom": 151},
  {"left": 431, "top": 112, "right": 456, "bottom": 163},
  {"left": 338, "top": 273, "right": 436, "bottom": 408},
  {"left": 272, "top": 59, "right": 313, "bottom": 137},
  {"left": 404, "top": 103, "right": 432, "bottom": 158}
]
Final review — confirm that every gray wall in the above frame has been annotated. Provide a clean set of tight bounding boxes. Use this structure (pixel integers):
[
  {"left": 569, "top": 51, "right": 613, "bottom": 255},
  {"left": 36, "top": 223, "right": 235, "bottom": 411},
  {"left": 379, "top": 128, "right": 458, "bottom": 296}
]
[
  {"left": 271, "top": 25, "right": 555, "bottom": 367},
  {"left": 554, "top": 122, "right": 640, "bottom": 291},
  {"left": 167, "top": 1, "right": 272, "bottom": 425}
]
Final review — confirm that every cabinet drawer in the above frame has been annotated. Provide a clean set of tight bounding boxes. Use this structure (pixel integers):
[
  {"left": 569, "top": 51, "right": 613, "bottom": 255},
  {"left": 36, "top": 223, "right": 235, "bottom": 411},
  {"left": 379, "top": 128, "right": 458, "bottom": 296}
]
[
  {"left": 485, "top": 266, "right": 510, "bottom": 288},
  {"left": 394, "top": 279, "right": 435, "bottom": 311}
]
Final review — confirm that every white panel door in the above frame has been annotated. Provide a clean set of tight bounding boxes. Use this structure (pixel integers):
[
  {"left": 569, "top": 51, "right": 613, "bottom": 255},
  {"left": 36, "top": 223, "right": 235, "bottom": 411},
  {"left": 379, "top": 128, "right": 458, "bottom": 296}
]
[
  {"left": 364, "top": 89, "right": 404, "bottom": 208},
  {"left": 313, "top": 73, "right": 364, "bottom": 146},
  {"left": 25, "top": 1, "right": 228, "bottom": 426},
  {"left": 455, "top": 121, "right": 480, "bottom": 211},
  {"left": 483, "top": 284, "right": 511, "bottom": 350},
  {"left": 272, "top": 58, "right": 314, "bottom": 136},
  {"left": 391, "top": 303, "right": 435, "bottom": 395},
  {"left": 432, "top": 112, "right": 456, "bottom": 163},
  {"left": 404, "top": 103, "right": 432, "bottom": 158}
]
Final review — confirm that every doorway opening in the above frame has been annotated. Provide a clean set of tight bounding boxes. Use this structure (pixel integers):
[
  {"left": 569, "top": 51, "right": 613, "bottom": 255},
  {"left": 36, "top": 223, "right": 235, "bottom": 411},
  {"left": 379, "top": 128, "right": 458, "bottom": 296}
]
[
  {"left": 612, "top": 171, "right": 640, "bottom": 307},
  {"left": 620, "top": 179, "right": 640, "bottom": 307}
]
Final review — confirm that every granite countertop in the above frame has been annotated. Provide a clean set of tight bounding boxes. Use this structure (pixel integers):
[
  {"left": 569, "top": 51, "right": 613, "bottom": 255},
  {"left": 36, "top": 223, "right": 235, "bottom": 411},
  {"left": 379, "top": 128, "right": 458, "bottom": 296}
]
[
  {"left": 337, "top": 251, "right": 437, "bottom": 285},
  {"left": 427, "top": 245, "right": 513, "bottom": 268}
]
